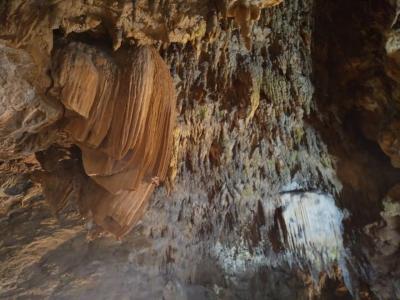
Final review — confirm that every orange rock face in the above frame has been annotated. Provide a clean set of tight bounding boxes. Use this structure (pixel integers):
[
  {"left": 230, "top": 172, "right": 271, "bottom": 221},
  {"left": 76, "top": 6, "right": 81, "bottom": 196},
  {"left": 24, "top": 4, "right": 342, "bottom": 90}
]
[{"left": 52, "top": 43, "right": 176, "bottom": 238}]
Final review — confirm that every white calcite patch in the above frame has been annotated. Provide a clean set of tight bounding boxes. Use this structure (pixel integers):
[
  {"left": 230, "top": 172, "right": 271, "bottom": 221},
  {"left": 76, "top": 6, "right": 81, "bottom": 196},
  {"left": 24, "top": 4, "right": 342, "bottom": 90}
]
[
  {"left": 213, "top": 191, "right": 350, "bottom": 288},
  {"left": 279, "top": 192, "right": 345, "bottom": 271}
]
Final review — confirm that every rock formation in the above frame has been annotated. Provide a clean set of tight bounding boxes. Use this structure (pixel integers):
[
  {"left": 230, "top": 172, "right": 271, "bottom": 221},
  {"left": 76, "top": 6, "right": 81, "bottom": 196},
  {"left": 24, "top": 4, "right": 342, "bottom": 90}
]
[
  {"left": 51, "top": 42, "right": 176, "bottom": 238},
  {"left": 0, "top": 42, "right": 63, "bottom": 160},
  {"left": 0, "top": 0, "right": 399, "bottom": 299}
]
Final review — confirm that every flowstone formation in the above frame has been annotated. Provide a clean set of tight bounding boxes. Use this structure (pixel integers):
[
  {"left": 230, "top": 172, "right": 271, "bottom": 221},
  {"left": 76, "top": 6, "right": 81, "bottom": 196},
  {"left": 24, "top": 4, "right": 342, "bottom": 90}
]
[
  {"left": 0, "top": 38, "right": 177, "bottom": 238},
  {"left": 52, "top": 42, "right": 176, "bottom": 238},
  {"left": 0, "top": 0, "right": 399, "bottom": 299}
]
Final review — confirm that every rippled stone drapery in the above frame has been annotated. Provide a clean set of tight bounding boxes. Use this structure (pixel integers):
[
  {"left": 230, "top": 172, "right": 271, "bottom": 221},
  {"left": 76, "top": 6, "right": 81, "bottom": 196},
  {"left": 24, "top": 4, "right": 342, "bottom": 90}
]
[{"left": 50, "top": 43, "right": 176, "bottom": 238}]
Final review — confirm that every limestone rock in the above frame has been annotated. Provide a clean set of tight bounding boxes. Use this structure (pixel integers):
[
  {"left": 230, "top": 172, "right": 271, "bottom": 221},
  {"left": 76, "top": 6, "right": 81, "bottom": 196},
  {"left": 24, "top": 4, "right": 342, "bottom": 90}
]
[
  {"left": 1, "top": 0, "right": 400, "bottom": 299},
  {"left": 363, "top": 184, "right": 400, "bottom": 299},
  {"left": 0, "top": 42, "right": 63, "bottom": 160},
  {"left": 51, "top": 42, "right": 176, "bottom": 238},
  {"left": 227, "top": 0, "right": 283, "bottom": 49}
]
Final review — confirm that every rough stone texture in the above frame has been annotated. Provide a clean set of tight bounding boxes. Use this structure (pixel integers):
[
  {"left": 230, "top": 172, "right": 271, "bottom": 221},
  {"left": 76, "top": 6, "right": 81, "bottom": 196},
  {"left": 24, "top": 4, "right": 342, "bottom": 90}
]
[
  {"left": 363, "top": 185, "right": 400, "bottom": 299},
  {"left": 313, "top": 0, "right": 400, "bottom": 298},
  {"left": 0, "top": 42, "right": 63, "bottom": 160},
  {"left": 0, "top": 0, "right": 399, "bottom": 299}
]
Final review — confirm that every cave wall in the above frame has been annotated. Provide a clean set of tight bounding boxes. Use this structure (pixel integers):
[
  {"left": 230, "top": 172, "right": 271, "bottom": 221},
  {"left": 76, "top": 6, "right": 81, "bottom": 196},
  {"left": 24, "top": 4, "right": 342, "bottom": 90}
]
[
  {"left": 313, "top": 0, "right": 400, "bottom": 298},
  {"left": 0, "top": 0, "right": 399, "bottom": 299}
]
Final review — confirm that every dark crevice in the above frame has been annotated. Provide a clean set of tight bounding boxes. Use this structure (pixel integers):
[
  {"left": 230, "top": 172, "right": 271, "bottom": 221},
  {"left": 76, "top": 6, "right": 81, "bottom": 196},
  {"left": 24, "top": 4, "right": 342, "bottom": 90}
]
[{"left": 312, "top": 0, "right": 400, "bottom": 298}]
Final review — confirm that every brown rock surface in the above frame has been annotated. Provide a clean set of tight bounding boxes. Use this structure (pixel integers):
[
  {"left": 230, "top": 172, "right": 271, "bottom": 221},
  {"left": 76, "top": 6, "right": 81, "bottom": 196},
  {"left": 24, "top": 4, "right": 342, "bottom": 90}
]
[
  {"left": 0, "top": 42, "right": 63, "bottom": 160},
  {"left": 0, "top": 0, "right": 399, "bottom": 299},
  {"left": 49, "top": 42, "right": 176, "bottom": 238}
]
